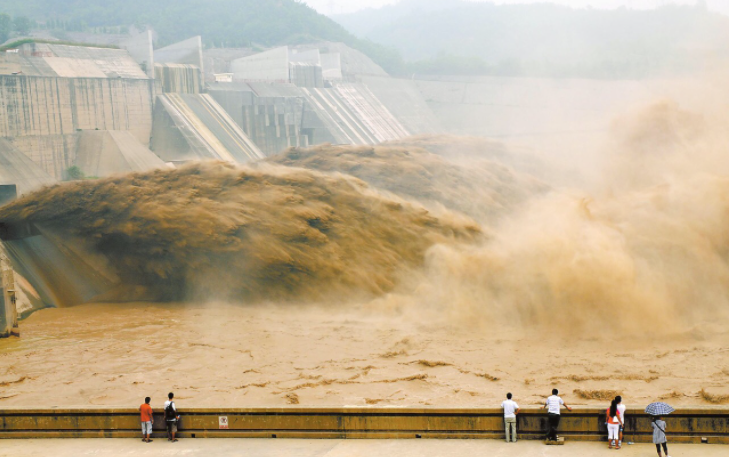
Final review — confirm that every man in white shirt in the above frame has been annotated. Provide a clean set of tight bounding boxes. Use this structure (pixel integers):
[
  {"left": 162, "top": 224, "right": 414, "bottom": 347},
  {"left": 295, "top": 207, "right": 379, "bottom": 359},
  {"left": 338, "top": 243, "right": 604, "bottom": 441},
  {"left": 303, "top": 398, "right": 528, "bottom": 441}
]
[
  {"left": 164, "top": 392, "right": 180, "bottom": 442},
  {"left": 616, "top": 396, "right": 626, "bottom": 447},
  {"left": 543, "top": 388, "right": 572, "bottom": 441},
  {"left": 501, "top": 392, "right": 520, "bottom": 442}
]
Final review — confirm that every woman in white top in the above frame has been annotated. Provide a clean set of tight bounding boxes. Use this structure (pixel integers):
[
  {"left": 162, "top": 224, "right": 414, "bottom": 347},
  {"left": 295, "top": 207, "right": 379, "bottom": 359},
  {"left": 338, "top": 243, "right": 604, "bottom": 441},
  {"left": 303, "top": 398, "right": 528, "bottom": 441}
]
[{"left": 606, "top": 399, "right": 623, "bottom": 449}]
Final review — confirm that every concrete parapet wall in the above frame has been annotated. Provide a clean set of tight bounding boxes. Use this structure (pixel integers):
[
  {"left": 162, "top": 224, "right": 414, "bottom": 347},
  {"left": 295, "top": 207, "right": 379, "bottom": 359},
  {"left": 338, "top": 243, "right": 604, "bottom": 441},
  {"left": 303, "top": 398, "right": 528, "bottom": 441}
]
[{"left": 0, "top": 407, "right": 727, "bottom": 443}]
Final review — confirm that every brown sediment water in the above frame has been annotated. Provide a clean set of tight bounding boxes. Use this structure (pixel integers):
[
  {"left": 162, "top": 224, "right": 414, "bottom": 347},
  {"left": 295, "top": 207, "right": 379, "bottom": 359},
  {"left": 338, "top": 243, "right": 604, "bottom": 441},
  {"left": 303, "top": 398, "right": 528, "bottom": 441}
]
[
  {"left": 264, "top": 142, "right": 547, "bottom": 222},
  {"left": 2, "top": 97, "right": 729, "bottom": 406},
  {"left": 0, "top": 161, "right": 481, "bottom": 304},
  {"left": 0, "top": 302, "right": 727, "bottom": 407}
]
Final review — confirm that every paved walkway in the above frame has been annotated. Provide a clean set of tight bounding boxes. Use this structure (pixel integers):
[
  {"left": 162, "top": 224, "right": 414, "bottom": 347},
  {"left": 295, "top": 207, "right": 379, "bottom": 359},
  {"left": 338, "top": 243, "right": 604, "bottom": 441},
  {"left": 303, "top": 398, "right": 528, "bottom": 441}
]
[{"left": 0, "top": 439, "right": 724, "bottom": 457}]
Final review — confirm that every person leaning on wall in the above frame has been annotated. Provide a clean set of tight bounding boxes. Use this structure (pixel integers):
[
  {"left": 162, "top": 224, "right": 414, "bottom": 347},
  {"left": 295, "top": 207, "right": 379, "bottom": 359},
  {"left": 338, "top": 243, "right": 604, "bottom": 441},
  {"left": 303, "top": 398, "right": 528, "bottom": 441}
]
[{"left": 543, "top": 388, "right": 572, "bottom": 441}]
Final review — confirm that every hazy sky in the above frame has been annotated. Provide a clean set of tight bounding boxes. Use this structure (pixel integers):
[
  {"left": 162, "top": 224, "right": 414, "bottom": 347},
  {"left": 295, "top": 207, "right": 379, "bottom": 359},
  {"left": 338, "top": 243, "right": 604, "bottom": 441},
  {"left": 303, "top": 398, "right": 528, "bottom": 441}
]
[{"left": 307, "top": 0, "right": 727, "bottom": 16}]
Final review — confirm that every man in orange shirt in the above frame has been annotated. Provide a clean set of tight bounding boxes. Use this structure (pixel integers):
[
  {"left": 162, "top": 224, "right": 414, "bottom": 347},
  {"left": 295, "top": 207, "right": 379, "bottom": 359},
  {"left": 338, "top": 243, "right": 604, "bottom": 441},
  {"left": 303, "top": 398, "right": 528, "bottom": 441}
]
[{"left": 139, "top": 397, "right": 154, "bottom": 443}]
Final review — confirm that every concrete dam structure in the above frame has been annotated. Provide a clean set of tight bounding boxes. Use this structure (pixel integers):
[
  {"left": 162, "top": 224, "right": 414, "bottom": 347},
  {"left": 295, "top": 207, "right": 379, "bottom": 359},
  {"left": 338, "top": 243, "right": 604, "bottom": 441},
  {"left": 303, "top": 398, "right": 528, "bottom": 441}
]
[
  {"left": 299, "top": 83, "right": 409, "bottom": 145},
  {"left": 0, "top": 36, "right": 443, "bottom": 313},
  {"left": 0, "top": 37, "right": 434, "bottom": 184},
  {"left": 0, "top": 42, "right": 154, "bottom": 182},
  {"left": 0, "top": 139, "right": 55, "bottom": 194},
  {"left": 0, "top": 224, "right": 114, "bottom": 309},
  {"left": 152, "top": 93, "right": 264, "bottom": 162},
  {"left": 74, "top": 130, "right": 167, "bottom": 178},
  {"left": 208, "top": 44, "right": 423, "bottom": 155}
]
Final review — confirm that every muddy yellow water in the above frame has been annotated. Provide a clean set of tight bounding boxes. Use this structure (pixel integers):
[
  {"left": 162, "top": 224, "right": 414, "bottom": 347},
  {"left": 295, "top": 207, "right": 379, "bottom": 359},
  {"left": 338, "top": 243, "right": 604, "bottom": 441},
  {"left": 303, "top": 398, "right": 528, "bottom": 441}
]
[{"left": 1, "top": 302, "right": 727, "bottom": 408}]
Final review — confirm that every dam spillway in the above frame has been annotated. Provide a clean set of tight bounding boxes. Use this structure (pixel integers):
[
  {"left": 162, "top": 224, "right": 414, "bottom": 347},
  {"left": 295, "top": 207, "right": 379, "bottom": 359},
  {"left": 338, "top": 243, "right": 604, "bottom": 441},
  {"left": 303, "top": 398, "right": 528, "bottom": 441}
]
[{"left": 0, "top": 37, "right": 441, "bottom": 313}]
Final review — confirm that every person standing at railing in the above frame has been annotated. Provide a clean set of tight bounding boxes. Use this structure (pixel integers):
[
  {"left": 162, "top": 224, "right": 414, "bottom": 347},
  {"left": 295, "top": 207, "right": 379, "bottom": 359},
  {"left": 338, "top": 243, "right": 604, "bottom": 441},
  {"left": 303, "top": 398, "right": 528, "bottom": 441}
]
[
  {"left": 164, "top": 392, "right": 180, "bottom": 442},
  {"left": 652, "top": 416, "right": 670, "bottom": 457},
  {"left": 615, "top": 395, "right": 626, "bottom": 447},
  {"left": 543, "top": 388, "right": 572, "bottom": 441},
  {"left": 139, "top": 396, "right": 153, "bottom": 443},
  {"left": 501, "top": 392, "right": 520, "bottom": 443},
  {"left": 606, "top": 398, "right": 623, "bottom": 449}
]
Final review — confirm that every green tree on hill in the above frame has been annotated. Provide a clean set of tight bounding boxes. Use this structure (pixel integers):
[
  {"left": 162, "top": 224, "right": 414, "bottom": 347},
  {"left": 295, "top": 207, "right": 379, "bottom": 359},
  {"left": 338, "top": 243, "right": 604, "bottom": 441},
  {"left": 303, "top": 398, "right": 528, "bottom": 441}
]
[
  {"left": 64, "top": 166, "right": 85, "bottom": 181},
  {"left": 0, "top": 0, "right": 402, "bottom": 73}
]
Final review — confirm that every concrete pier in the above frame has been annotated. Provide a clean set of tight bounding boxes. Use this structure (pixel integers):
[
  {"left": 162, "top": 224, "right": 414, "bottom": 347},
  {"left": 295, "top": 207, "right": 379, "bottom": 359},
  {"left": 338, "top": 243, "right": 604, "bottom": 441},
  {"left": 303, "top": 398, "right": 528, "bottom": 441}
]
[
  {"left": 0, "top": 240, "right": 18, "bottom": 338},
  {"left": 0, "top": 406, "right": 727, "bottom": 443}
]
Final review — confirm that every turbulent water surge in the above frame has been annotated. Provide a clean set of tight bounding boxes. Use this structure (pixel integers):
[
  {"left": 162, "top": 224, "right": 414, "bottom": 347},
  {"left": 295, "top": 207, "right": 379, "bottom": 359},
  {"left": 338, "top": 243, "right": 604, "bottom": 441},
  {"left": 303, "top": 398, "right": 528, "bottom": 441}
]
[
  {"left": 2, "top": 98, "right": 729, "bottom": 407},
  {"left": 2, "top": 100, "right": 729, "bottom": 337},
  {"left": 0, "top": 161, "right": 481, "bottom": 305}
]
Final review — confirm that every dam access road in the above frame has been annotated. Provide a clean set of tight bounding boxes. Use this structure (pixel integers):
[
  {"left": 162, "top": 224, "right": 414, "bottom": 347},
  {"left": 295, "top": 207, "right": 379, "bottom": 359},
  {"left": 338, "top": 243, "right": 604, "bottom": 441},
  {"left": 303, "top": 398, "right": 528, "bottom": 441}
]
[{"left": 0, "top": 439, "right": 724, "bottom": 457}]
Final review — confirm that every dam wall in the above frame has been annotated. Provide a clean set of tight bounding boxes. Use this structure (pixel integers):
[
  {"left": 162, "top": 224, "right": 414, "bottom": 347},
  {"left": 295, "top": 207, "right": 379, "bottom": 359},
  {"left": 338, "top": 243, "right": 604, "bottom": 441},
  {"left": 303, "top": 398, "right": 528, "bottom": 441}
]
[
  {"left": 155, "top": 63, "right": 202, "bottom": 94},
  {"left": 0, "top": 139, "right": 56, "bottom": 194},
  {"left": 0, "top": 43, "right": 154, "bottom": 179},
  {"left": 361, "top": 75, "right": 441, "bottom": 135},
  {"left": 409, "top": 75, "right": 725, "bottom": 156},
  {"left": 0, "top": 224, "right": 119, "bottom": 308},
  {"left": 211, "top": 44, "right": 420, "bottom": 154},
  {"left": 151, "top": 93, "right": 264, "bottom": 163},
  {"left": 0, "top": 407, "right": 727, "bottom": 443},
  {"left": 208, "top": 82, "right": 309, "bottom": 156},
  {"left": 300, "top": 83, "right": 410, "bottom": 144},
  {"left": 154, "top": 36, "right": 204, "bottom": 91},
  {"left": 0, "top": 75, "right": 154, "bottom": 179},
  {"left": 74, "top": 130, "right": 166, "bottom": 178},
  {"left": 209, "top": 80, "right": 411, "bottom": 156}
]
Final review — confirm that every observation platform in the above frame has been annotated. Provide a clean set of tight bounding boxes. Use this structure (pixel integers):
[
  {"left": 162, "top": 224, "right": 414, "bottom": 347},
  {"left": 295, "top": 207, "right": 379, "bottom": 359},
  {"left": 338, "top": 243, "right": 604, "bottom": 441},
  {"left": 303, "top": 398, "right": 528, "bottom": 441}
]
[
  {"left": 0, "top": 438, "right": 725, "bottom": 457},
  {"left": 0, "top": 406, "right": 727, "bottom": 443}
]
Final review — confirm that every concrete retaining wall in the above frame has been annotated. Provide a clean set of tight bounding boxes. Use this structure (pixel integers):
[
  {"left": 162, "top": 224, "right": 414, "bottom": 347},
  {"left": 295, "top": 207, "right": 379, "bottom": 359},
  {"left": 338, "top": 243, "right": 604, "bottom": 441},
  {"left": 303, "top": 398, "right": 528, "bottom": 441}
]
[{"left": 0, "top": 407, "right": 727, "bottom": 442}]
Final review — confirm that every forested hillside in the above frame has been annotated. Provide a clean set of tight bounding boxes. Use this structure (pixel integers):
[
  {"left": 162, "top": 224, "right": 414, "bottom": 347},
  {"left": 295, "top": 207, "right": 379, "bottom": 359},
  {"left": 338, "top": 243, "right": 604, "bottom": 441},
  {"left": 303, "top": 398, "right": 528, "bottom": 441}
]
[
  {"left": 334, "top": 1, "right": 729, "bottom": 78},
  {"left": 0, "top": 0, "right": 402, "bottom": 73},
  {"left": 5, "top": 0, "right": 727, "bottom": 79}
]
